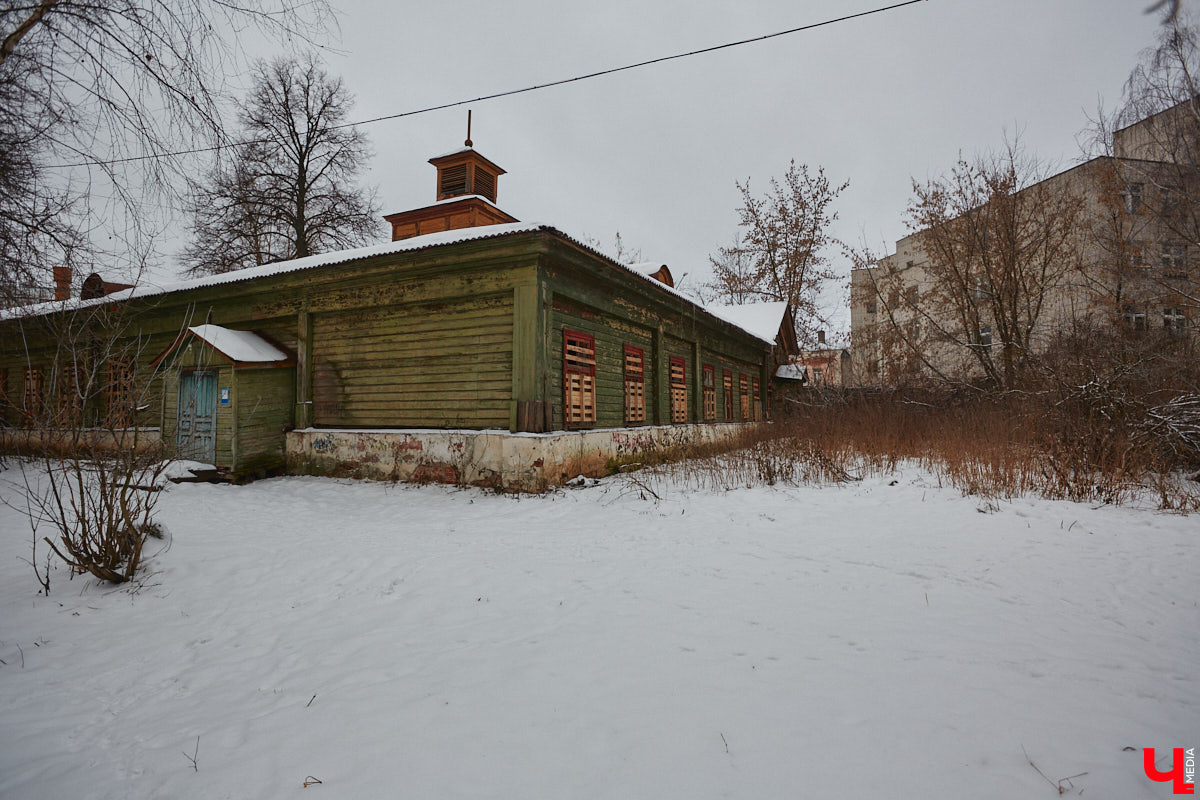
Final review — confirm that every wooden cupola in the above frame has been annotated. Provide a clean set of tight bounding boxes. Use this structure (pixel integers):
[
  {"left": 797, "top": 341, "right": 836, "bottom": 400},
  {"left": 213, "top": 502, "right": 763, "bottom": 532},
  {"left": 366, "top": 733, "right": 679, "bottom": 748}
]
[
  {"left": 429, "top": 147, "right": 506, "bottom": 203},
  {"left": 383, "top": 116, "right": 518, "bottom": 242}
]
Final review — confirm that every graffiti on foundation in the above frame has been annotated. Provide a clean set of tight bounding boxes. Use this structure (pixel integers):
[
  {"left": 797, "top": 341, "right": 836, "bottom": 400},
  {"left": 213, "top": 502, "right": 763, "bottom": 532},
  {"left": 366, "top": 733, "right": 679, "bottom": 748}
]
[{"left": 310, "top": 436, "right": 335, "bottom": 453}]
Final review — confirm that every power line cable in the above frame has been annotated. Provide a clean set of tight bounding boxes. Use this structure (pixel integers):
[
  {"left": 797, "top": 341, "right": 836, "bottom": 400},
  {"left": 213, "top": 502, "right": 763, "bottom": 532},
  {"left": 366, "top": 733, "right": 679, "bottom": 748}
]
[{"left": 52, "top": 0, "right": 927, "bottom": 170}]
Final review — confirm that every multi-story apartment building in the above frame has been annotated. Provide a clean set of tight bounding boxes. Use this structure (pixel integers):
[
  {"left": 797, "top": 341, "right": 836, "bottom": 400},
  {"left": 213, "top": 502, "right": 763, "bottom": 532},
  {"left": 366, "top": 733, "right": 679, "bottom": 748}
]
[{"left": 850, "top": 102, "right": 1198, "bottom": 387}]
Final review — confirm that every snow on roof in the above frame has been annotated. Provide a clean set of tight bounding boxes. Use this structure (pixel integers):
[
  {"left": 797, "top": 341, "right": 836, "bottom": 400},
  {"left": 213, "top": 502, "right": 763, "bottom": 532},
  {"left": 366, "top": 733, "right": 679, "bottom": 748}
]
[
  {"left": 188, "top": 325, "right": 289, "bottom": 363},
  {"left": 626, "top": 261, "right": 667, "bottom": 275},
  {"left": 1, "top": 222, "right": 776, "bottom": 344},
  {"left": 429, "top": 145, "right": 475, "bottom": 160},
  {"left": 705, "top": 301, "right": 789, "bottom": 344},
  {"left": 774, "top": 363, "right": 807, "bottom": 381}
]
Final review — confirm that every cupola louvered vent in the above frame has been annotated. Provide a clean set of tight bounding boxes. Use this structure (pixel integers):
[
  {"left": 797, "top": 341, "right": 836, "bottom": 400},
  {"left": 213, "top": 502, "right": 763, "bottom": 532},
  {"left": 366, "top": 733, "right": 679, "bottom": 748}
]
[{"left": 439, "top": 164, "right": 468, "bottom": 198}]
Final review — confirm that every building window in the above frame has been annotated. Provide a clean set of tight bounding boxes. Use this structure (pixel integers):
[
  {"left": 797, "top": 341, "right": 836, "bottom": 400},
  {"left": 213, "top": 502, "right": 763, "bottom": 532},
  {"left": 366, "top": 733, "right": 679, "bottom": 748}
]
[
  {"left": 866, "top": 299, "right": 877, "bottom": 314},
  {"left": 623, "top": 345, "right": 645, "bottom": 424},
  {"left": 739, "top": 374, "right": 749, "bottom": 421},
  {"left": 702, "top": 364, "right": 716, "bottom": 422},
  {"left": 669, "top": 357, "right": 687, "bottom": 423},
  {"left": 22, "top": 365, "right": 44, "bottom": 421},
  {"left": 1162, "top": 244, "right": 1187, "bottom": 277},
  {"left": 723, "top": 369, "right": 733, "bottom": 421},
  {"left": 752, "top": 377, "right": 761, "bottom": 421},
  {"left": 1123, "top": 307, "right": 1147, "bottom": 331},
  {"left": 57, "top": 360, "right": 83, "bottom": 426},
  {"left": 813, "top": 367, "right": 824, "bottom": 386},
  {"left": 563, "top": 330, "right": 596, "bottom": 426},
  {"left": 106, "top": 358, "right": 135, "bottom": 428},
  {"left": 1164, "top": 308, "right": 1188, "bottom": 330},
  {"left": 0, "top": 368, "right": 7, "bottom": 416},
  {"left": 1124, "top": 182, "right": 1143, "bottom": 214},
  {"left": 972, "top": 325, "right": 993, "bottom": 349}
]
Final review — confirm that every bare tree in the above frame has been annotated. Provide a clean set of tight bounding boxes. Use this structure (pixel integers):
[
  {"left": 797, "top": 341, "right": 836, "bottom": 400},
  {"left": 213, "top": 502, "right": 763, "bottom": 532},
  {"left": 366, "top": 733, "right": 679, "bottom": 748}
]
[
  {"left": 707, "top": 161, "right": 847, "bottom": 346},
  {"left": 0, "top": 0, "right": 333, "bottom": 304},
  {"left": 853, "top": 141, "right": 1087, "bottom": 390},
  {"left": 4, "top": 303, "right": 191, "bottom": 590},
  {"left": 182, "top": 53, "right": 381, "bottom": 276}
]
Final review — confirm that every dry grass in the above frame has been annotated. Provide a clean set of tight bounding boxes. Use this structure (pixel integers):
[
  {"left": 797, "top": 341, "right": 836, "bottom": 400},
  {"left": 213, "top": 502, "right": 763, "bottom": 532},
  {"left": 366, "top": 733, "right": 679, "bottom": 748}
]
[{"left": 622, "top": 390, "right": 1200, "bottom": 512}]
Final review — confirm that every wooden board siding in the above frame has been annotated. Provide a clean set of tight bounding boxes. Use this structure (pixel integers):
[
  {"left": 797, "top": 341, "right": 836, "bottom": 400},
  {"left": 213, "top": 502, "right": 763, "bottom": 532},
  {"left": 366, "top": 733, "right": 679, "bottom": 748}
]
[
  {"left": 311, "top": 293, "right": 514, "bottom": 428},
  {"left": 234, "top": 366, "right": 294, "bottom": 473},
  {"left": 549, "top": 298, "right": 655, "bottom": 429}
]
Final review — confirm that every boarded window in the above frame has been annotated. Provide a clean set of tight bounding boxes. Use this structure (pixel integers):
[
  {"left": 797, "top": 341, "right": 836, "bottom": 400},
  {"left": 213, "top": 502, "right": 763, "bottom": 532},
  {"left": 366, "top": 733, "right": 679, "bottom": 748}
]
[
  {"left": 623, "top": 345, "right": 645, "bottom": 423},
  {"left": 56, "top": 360, "right": 83, "bottom": 426},
  {"left": 723, "top": 370, "right": 733, "bottom": 421},
  {"left": 752, "top": 377, "right": 761, "bottom": 421},
  {"left": 669, "top": 357, "right": 687, "bottom": 423},
  {"left": 563, "top": 330, "right": 596, "bottom": 426},
  {"left": 702, "top": 364, "right": 716, "bottom": 422},
  {"left": 739, "top": 373, "right": 749, "bottom": 421},
  {"left": 23, "top": 366, "right": 44, "bottom": 421},
  {"left": 107, "top": 358, "right": 135, "bottom": 428}
]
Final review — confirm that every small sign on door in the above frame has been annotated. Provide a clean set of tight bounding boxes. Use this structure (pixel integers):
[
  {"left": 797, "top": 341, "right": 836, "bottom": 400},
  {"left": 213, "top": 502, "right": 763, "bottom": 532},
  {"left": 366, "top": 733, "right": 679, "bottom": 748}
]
[{"left": 220, "top": 387, "right": 230, "bottom": 405}]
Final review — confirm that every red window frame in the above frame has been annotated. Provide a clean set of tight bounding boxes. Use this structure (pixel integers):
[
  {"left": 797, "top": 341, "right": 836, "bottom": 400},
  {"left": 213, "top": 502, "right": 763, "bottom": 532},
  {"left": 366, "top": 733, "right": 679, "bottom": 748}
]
[{"left": 723, "top": 369, "right": 733, "bottom": 421}]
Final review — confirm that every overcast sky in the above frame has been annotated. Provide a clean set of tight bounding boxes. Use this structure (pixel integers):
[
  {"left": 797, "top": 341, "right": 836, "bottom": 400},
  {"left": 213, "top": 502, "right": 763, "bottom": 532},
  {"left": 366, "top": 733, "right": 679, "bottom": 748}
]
[{"left": 243, "top": 0, "right": 1168, "bottom": 330}]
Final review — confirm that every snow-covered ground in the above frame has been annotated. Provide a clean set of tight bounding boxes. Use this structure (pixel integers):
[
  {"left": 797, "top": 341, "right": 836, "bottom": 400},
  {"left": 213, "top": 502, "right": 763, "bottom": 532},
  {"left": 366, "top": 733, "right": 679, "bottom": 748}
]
[{"left": 0, "top": 465, "right": 1195, "bottom": 799}]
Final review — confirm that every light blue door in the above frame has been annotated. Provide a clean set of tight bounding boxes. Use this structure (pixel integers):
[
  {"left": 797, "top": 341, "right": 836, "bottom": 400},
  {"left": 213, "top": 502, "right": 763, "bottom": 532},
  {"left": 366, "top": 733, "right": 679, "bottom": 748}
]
[{"left": 177, "top": 370, "right": 218, "bottom": 463}]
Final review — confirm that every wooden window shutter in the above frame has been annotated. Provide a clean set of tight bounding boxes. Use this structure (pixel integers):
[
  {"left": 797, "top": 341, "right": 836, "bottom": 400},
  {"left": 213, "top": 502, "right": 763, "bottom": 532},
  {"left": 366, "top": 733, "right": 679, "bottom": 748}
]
[
  {"left": 563, "top": 330, "right": 596, "bottom": 426},
  {"left": 56, "top": 359, "right": 83, "bottom": 426},
  {"left": 739, "top": 373, "right": 749, "bottom": 421},
  {"left": 439, "top": 163, "right": 468, "bottom": 198},
  {"left": 107, "top": 358, "right": 135, "bottom": 428},
  {"left": 0, "top": 368, "right": 8, "bottom": 418},
  {"left": 752, "top": 377, "right": 761, "bottom": 422},
  {"left": 623, "top": 345, "right": 645, "bottom": 423},
  {"left": 723, "top": 369, "right": 733, "bottom": 421},
  {"left": 473, "top": 167, "right": 496, "bottom": 202},
  {"left": 23, "top": 365, "right": 44, "bottom": 421},
  {"left": 702, "top": 364, "right": 716, "bottom": 422},
  {"left": 669, "top": 357, "right": 687, "bottom": 423}
]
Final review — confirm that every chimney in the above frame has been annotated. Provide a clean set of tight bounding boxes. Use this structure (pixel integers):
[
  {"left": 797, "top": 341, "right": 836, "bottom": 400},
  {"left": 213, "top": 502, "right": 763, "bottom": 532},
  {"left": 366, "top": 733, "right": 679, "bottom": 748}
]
[
  {"left": 817, "top": 330, "right": 826, "bottom": 345},
  {"left": 53, "top": 267, "right": 72, "bottom": 301}
]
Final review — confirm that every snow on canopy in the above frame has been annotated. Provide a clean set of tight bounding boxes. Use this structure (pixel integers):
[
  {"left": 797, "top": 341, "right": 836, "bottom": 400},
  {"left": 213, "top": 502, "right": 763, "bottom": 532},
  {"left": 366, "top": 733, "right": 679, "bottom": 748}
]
[
  {"left": 706, "top": 301, "right": 789, "bottom": 345},
  {"left": 774, "top": 363, "right": 807, "bottom": 381},
  {"left": 187, "top": 325, "right": 289, "bottom": 363}
]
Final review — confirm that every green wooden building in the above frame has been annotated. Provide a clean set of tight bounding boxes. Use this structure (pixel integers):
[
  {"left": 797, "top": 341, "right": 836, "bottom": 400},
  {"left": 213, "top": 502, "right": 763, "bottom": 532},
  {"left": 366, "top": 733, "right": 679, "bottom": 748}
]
[{"left": 0, "top": 144, "right": 790, "bottom": 481}]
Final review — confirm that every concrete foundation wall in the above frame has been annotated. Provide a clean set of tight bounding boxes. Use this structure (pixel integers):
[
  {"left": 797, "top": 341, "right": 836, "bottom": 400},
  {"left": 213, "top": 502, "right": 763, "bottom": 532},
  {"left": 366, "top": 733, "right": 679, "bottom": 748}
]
[{"left": 287, "top": 424, "right": 756, "bottom": 490}]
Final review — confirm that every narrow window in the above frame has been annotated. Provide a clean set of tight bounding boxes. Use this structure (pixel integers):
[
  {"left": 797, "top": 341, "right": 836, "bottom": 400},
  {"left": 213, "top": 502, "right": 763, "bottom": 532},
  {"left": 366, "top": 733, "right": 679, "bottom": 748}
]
[
  {"left": 723, "top": 369, "right": 733, "bottom": 421},
  {"left": 57, "top": 360, "right": 83, "bottom": 426},
  {"left": 1124, "top": 182, "right": 1143, "bottom": 214},
  {"left": 813, "top": 367, "right": 824, "bottom": 386},
  {"left": 739, "top": 373, "right": 749, "bottom": 421},
  {"left": 563, "top": 330, "right": 596, "bottom": 426},
  {"left": 669, "top": 357, "right": 687, "bottom": 423},
  {"left": 107, "top": 358, "right": 135, "bottom": 428},
  {"left": 752, "top": 377, "right": 761, "bottom": 421},
  {"left": 623, "top": 345, "right": 645, "bottom": 423},
  {"left": 702, "top": 364, "right": 716, "bottom": 422},
  {"left": 973, "top": 325, "right": 993, "bottom": 349},
  {"left": 22, "top": 365, "right": 44, "bottom": 421}
]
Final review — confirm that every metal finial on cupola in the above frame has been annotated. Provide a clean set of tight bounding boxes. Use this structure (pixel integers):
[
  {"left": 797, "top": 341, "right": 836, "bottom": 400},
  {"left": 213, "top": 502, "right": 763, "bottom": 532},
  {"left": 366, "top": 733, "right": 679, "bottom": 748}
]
[{"left": 465, "top": 110, "right": 472, "bottom": 148}]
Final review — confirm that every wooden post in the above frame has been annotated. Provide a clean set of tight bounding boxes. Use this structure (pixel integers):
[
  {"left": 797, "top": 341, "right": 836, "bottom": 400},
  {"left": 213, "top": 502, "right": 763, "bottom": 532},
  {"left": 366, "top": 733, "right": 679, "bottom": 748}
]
[
  {"left": 692, "top": 340, "right": 702, "bottom": 423},
  {"left": 296, "top": 309, "right": 312, "bottom": 429}
]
